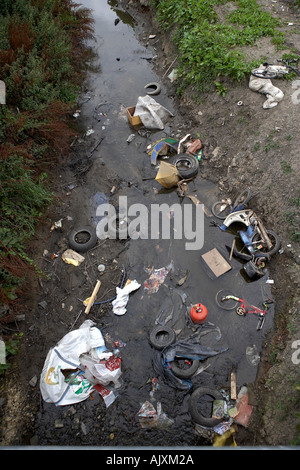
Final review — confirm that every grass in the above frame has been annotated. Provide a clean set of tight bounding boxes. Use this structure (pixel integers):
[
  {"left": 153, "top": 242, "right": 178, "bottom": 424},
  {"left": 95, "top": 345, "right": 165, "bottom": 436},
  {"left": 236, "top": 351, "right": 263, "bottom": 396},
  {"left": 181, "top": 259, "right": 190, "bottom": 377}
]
[
  {"left": 152, "top": 0, "right": 286, "bottom": 93},
  {"left": 0, "top": 0, "right": 94, "bottom": 327}
]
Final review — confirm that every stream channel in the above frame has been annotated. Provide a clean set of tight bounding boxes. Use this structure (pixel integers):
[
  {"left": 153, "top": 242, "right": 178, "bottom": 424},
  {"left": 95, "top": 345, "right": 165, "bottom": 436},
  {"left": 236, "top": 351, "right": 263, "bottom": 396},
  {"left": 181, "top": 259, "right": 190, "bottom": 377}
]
[{"left": 33, "top": 0, "right": 275, "bottom": 448}]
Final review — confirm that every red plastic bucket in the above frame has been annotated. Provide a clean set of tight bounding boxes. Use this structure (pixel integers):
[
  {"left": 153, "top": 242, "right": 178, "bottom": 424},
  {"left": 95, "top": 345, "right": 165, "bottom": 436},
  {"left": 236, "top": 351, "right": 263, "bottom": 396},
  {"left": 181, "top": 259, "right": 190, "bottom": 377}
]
[{"left": 190, "top": 303, "right": 208, "bottom": 324}]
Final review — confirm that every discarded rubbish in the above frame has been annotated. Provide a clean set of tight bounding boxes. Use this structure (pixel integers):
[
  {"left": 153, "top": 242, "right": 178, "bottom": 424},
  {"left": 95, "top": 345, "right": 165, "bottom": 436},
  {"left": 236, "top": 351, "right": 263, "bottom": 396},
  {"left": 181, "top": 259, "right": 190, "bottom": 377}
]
[
  {"left": 134, "top": 95, "right": 174, "bottom": 130},
  {"left": 85, "top": 128, "right": 95, "bottom": 136},
  {"left": 167, "top": 69, "right": 178, "bottom": 82},
  {"left": 112, "top": 279, "right": 141, "bottom": 315},
  {"left": 168, "top": 153, "right": 199, "bottom": 179},
  {"left": 68, "top": 226, "right": 97, "bottom": 253},
  {"left": 50, "top": 219, "right": 63, "bottom": 232},
  {"left": 155, "top": 161, "right": 180, "bottom": 189},
  {"left": 0, "top": 337, "right": 5, "bottom": 365},
  {"left": 127, "top": 133, "right": 136, "bottom": 143},
  {"left": 97, "top": 264, "right": 105, "bottom": 273},
  {"left": 249, "top": 72, "right": 284, "bottom": 108},
  {"left": 220, "top": 294, "right": 271, "bottom": 330},
  {"left": 149, "top": 325, "right": 176, "bottom": 350},
  {"left": 144, "top": 261, "right": 174, "bottom": 294},
  {"left": 213, "top": 426, "right": 237, "bottom": 446},
  {"left": 190, "top": 303, "right": 208, "bottom": 324},
  {"left": 189, "top": 387, "right": 224, "bottom": 427},
  {"left": 147, "top": 137, "right": 178, "bottom": 165},
  {"left": 40, "top": 320, "right": 121, "bottom": 406},
  {"left": 62, "top": 249, "right": 85, "bottom": 266},
  {"left": 170, "top": 358, "right": 200, "bottom": 379},
  {"left": 84, "top": 280, "right": 101, "bottom": 314},
  {"left": 154, "top": 329, "right": 227, "bottom": 390},
  {"left": 144, "top": 82, "right": 161, "bottom": 96},
  {"left": 219, "top": 208, "right": 281, "bottom": 260},
  {"left": 234, "top": 386, "right": 253, "bottom": 427},
  {"left": 126, "top": 106, "right": 143, "bottom": 129},
  {"left": 177, "top": 270, "right": 189, "bottom": 286},
  {"left": 201, "top": 248, "right": 232, "bottom": 279},
  {"left": 246, "top": 344, "right": 260, "bottom": 366},
  {"left": 137, "top": 401, "right": 174, "bottom": 429}
]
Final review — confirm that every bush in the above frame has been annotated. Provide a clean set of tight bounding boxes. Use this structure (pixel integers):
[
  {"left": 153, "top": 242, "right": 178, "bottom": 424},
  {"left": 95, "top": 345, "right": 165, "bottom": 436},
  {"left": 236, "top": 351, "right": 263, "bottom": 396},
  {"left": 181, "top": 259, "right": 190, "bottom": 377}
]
[{"left": 0, "top": 0, "right": 93, "bottom": 310}]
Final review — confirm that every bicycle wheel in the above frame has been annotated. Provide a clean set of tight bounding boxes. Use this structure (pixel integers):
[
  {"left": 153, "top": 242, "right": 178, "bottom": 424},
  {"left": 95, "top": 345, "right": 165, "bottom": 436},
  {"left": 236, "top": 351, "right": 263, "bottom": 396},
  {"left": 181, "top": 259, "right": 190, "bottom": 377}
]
[
  {"left": 215, "top": 290, "right": 239, "bottom": 310},
  {"left": 252, "top": 229, "right": 281, "bottom": 257},
  {"left": 211, "top": 200, "right": 232, "bottom": 219},
  {"left": 251, "top": 68, "right": 277, "bottom": 79},
  {"left": 233, "top": 188, "right": 252, "bottom": 209}
]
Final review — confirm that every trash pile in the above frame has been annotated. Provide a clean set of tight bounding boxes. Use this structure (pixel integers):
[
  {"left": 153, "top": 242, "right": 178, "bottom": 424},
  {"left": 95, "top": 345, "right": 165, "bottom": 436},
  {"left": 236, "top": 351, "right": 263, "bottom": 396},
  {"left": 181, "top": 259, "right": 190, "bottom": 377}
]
[{"left": 35, "top": 86, "right": 282, "bottom": 447}]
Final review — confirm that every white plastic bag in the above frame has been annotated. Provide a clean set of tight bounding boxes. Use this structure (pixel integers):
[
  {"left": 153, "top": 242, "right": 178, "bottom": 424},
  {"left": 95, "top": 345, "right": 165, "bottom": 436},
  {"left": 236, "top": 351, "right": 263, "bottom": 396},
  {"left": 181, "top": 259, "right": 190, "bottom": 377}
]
[
  {"left": 249, "top": 71, "right": 284, "bottom": 109},
  {"left": 134, "top": 95, "right": 174, "bottom": 129},
  {"left": 112, "top": 280, "right": 141, "bottom": 315},
  {"left": 40, "top": 320, "right": 120, "bottom": 406}
]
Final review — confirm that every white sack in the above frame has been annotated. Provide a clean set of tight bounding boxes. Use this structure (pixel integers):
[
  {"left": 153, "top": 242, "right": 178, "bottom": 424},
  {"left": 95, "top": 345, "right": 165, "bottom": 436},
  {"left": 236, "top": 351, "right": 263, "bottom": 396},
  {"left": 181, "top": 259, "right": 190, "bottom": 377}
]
[
  {"left": 134, "top": 95, "right": 174, "bottom": 129},
  {"left": 249, "top": 71, "right": 284, "bottom": 109},
  {"left": 40, "top": 320, "right": 111, "bottom": 406}
]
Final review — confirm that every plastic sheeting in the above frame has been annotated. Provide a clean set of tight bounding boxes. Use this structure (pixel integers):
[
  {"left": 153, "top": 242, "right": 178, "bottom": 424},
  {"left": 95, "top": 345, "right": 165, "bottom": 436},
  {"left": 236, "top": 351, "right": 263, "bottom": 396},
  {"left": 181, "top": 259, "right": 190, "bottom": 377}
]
[
  {"left": 249, "top": 69, "right": 284, "bottom": 109},
  {"left": 153, "top": 324, "right": 228, "bottom": 390},
  {"left": 134, "top": 95, "right": 174, "bottom": 129}
]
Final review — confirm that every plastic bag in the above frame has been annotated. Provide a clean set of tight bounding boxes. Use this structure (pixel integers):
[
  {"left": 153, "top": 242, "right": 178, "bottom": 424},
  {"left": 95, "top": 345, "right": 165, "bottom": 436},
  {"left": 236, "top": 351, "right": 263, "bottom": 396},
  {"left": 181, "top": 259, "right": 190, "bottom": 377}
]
[
  {"left": 153, "top": 329, "right": 228, "bottom": 390},
  {"left": 112, "top": 279, "right": 141, "bottom": 315},
  {"left": 40, "top": 320, "right": 121, "bottom": 406},
  {"left": 249, "top": 73, "right": 284, "bottom": 109},
  {"left": 134, "top": 95, "right": 174, "bottom": 130}
]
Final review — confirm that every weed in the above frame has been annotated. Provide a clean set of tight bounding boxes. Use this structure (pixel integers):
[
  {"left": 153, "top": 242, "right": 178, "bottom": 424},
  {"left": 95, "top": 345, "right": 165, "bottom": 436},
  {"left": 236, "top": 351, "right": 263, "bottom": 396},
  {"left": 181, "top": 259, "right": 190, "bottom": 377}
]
[
  {"left": 281, "top": 160, "right": 293, "bottom": 174},
  {"left": 215, "top": 81, "right": 228, "bottom": 96},
  {"left": 153, "top": 0, "right": 285, "bottom": 93}
]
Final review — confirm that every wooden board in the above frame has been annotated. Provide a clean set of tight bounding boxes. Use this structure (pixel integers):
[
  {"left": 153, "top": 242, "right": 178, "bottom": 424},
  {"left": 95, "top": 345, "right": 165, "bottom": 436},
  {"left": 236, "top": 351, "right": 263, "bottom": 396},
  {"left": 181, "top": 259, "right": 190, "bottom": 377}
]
[{"left": 201, "top": 248, "right": 231, "bottom": 278}]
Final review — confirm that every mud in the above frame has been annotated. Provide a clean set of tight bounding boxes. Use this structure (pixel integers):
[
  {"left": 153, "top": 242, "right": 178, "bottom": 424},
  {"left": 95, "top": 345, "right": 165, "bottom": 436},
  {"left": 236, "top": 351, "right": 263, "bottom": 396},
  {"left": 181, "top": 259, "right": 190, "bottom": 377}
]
[{"left": 1, "top": 0, "right": 300, "bottom": 449}]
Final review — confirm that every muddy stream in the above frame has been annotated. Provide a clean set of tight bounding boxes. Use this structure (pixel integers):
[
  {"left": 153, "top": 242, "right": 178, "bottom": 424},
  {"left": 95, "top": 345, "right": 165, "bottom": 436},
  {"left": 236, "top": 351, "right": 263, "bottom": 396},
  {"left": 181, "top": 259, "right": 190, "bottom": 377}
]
[{"left": 22, "top": 0, "right": 276, "bottom": 448}]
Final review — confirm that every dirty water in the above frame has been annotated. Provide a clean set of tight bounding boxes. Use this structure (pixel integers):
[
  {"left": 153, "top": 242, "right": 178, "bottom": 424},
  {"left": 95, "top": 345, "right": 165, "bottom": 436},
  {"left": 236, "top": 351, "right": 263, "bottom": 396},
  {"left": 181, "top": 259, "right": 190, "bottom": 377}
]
[{"left": 33, "top": 0, "right": 275, "bottom": 447}]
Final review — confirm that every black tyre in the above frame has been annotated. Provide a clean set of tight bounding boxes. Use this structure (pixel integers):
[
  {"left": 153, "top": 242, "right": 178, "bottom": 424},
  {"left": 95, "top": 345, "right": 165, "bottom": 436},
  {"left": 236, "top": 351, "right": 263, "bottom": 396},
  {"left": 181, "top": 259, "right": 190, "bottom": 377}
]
[
  {"left": 211, "top": 201, "right": 232, "bottom": 219},
  {"left": 233, "top": 188, "right": 252, "bottom": 209},
  {"left": 149, "top": 325, "right": 176, "bottom": 350},
  {"left": 68, "top": 226, "right": 97, "bottom": 252},
  {"left": 170, "top": 358, "right": 200, "bottom": 379},
  {"left": 251, "top": 68, "right": 277, "bottom": 79},
  {"left": 169, "top": 153, "right": 199, "bottom": 179},
  {"left": 253, "top": 229, "right": 281, "bottom": 257},
  {"left": 189, "top": 387, "right": 224, "bottom": 427}
]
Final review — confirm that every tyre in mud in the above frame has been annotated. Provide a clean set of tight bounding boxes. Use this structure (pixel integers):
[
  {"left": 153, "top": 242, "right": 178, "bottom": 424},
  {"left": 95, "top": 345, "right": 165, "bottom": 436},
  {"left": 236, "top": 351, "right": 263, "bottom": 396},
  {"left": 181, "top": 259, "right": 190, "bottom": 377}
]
[
  {"left": 149, "top": 325, "right": 176, "bottom": 350},
  {"left": 170, "top": 358, "right": 200, "bottom": 379},
  {"left": 168, "top": 153, "right": 199, "bottom": 179},
  {"left": 68, "top": 226, "right": 97, "bottom": 252},
  {"left": 189, "top": 386, "right": 224, "bottom": 427}
]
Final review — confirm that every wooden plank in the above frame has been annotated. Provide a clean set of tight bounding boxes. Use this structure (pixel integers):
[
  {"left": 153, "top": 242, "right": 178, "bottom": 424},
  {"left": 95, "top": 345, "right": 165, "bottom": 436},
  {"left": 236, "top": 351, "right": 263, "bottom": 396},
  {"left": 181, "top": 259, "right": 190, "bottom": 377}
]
[{"left": 201, "top": 248, "right": 231, "bottom": 278}]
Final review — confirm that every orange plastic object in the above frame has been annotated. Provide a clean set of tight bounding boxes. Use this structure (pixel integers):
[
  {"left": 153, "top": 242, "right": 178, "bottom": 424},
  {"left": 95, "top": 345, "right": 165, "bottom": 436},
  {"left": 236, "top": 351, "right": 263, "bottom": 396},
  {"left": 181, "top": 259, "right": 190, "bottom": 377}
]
[{"left": 190, "top": 303, "right": 208, "bottom": 324}]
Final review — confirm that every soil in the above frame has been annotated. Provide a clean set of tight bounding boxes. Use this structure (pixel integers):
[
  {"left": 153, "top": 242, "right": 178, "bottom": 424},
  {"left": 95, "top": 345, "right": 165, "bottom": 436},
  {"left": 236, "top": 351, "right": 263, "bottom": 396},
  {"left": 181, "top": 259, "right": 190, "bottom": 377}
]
[{"left": 1, "top": 0, "right": 300, "bottom": 448}]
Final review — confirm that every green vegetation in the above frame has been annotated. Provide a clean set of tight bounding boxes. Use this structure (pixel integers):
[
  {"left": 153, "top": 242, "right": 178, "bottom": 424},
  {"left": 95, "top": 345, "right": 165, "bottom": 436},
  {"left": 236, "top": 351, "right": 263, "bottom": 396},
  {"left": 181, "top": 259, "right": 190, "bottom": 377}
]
[
  {"left": 152, "top": 0, "right": 285, "bottom": 93},
  {"left": 0, "top": 1, "right": 93, "bottom": 311}
]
